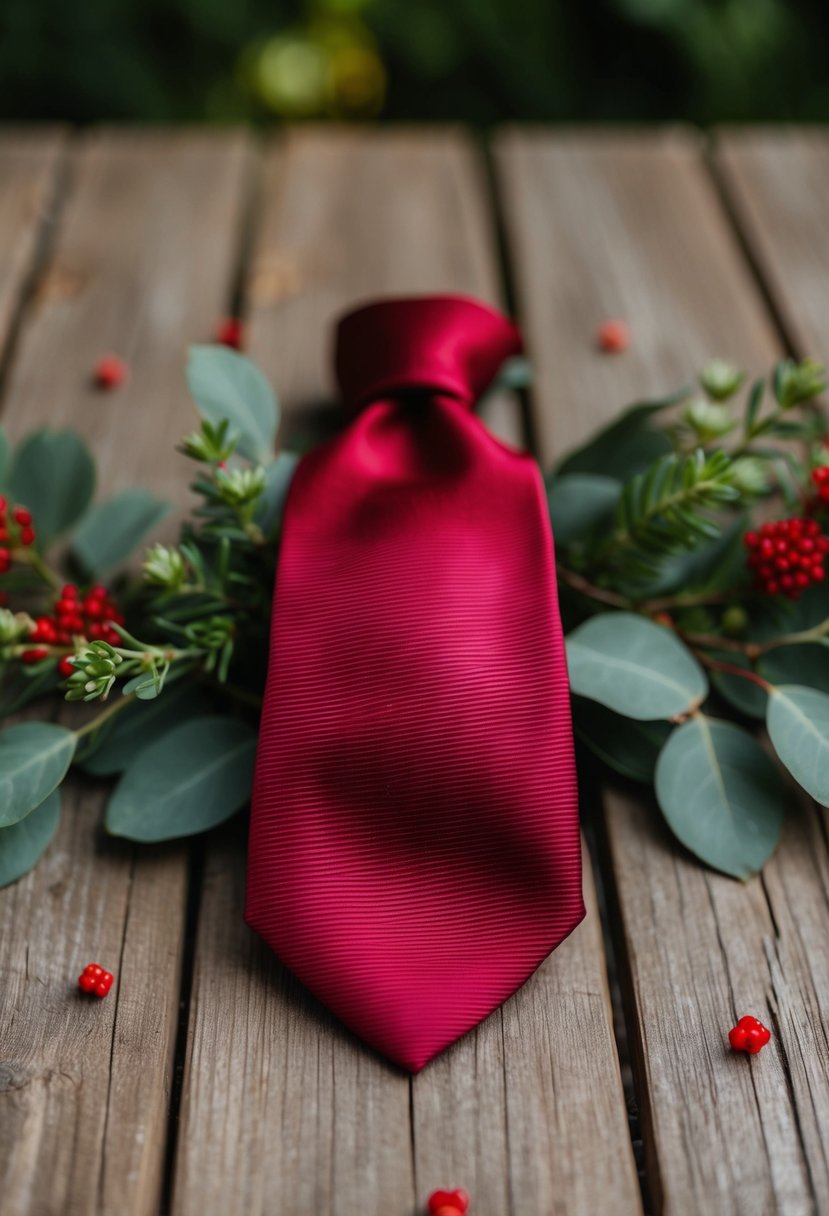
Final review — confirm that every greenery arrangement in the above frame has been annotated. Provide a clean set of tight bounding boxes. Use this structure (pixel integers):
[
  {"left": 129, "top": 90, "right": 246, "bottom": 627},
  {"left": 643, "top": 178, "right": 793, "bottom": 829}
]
[{"left": 0, "top": 346, "right": 828, "bottom": 887}]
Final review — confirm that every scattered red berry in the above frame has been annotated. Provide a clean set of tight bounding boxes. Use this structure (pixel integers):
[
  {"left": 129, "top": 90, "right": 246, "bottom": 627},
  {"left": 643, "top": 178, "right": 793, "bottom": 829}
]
[
  {"left": 78, "top": 963, "right": 114, "bottom": 998},
  {"left": 427, "top": 1190, "right": 469, "bottom": 1216},
  {"left": 729, "top": 1014, "right": 771, "bottom": 1055},
  {"left": 94, "top": 354, "right": 128, "bottom": 390},
  {"left": 215, "top": 316, "right": 244, "bottom": 350},
  {"left": 811, "top": 465, "right": 829, "bottom": 504},
  {"left": 597, "top": 318, "right": 630, "bottom": 354},
  {"left": 21, "top": 647, "right": 49, "bottom": 664},
  {"left": 744, "top": 518, "right": 829, "bottom": 600}
]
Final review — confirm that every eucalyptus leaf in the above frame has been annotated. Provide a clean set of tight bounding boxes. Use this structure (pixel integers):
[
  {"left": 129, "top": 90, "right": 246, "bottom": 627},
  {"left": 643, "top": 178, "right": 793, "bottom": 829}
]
[
  {"left": 655, "top": 716, "right": 785, "bottom": 879},
  {"left": 9, "top": 429, "right": 95, "bottom": 548},
  {"left": 572, "top": 697, "right": 670, "bottom": 782},
  {"left": 546, "top": 473, "right": 621, "bottom": 544},
  {"left": 79, "top": 682, "right": 205, "bottom": 776},
  {"left": 759, "top": 644, "right": 829, "bottom": 693},
  {"left": 0, "top": 723, "right": 76, "bottom": 827},
  {"left": 766, "top": 685, "right": 829, "bottom": 805},
  {"left": 71, "top": 489, "right": 170, "bottom": 574},
  {"left": 187, "top": 346, "right": 279, "bottom": 463},
  {"left": 105, "top": 715, "right": 257, "bottom": 842},
  {"left": 254, "top": 450, "right": 300, "bottom": 532},
  {"left": 0, "top": 789, "right": 60, "bottom": 887},
  {"left": 556, "top": 394, "right": 679, "bottom": 479},
  {"left": 710, "top": 653, "right": 768, "bottom": 720},
  {"left": 566, "top": 612, "right": 708, "bottom": 719}
]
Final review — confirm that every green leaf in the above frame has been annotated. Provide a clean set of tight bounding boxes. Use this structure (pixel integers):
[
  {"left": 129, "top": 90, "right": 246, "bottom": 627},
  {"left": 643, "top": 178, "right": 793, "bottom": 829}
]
[
  {"left": 744, "top": 378, "right": 764, "bottom": 435},
  {"left": 546, "top": 473, "right": 621, "bottom": 544},
  {"left": 0, "top": 723, "right": 76, "bottom": 828},
  {"left": 641, "top": 515, "right": 747, "bottom": 597},
  {"left": 71, "top": 489, "right": 170, "bottom": 574},
  {"left": 8, "top": 429, "right": 95, "bottom": 548},
  {"left": 759, "top": 644, "right": 829, "bottom": 694},
  {"left": 105, "top": 715, "right": 257, "bottom": 842},
  {"left": 556, "top": 394, "right": 679, "bottom": 479},
  {"left": 709, "top": 652, "right": 767, "bottom": 720},
  {"left": 655, "top": 716, "right": 785, "bottom": 879},
  {"left": 566, "top": 612, "right": 708, "bottom": 720},
  {"left": 0, "top": 789, "right": 60, "bottom": 887},
  {"left": 254, "top": 450, "right": 300, "bottom": 532},
  {"left": 572, "top": 697, "right": 670, "bottom": 781},
  {"left": 79, "top": 682, "right": 205, "bottom": 776},
  {"left": 766, "top": 685, "right": 829, "bottom": 805},
  {"left": 186, "top": 346, "right": 279, "bottom": 463}
]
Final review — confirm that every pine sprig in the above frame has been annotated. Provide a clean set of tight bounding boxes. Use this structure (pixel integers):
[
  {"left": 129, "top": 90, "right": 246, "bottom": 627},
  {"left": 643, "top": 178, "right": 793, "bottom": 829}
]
[{"left": 592, "top": 448, "right": 739, "bottom": 577}]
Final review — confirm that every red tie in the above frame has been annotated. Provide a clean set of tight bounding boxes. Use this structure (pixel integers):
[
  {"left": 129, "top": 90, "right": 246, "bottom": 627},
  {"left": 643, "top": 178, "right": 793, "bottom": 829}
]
[{"left": 245, "top": 295, "right": 584, "bottom": 1072}]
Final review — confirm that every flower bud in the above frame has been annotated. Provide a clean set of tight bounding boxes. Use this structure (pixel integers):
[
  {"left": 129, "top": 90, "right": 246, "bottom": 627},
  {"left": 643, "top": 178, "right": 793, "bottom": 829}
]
[
  {"left": 143, "top": 543, "right": 187, "bottom": 589},
  {"left": 699, "top": 359, "right": 745, "bottom": 401},
  {"left": 773, "top": 357, "right": 826, "bottom": 408},
  {"left": 683, "top": 398, "right": 735, "bottom": 443}
]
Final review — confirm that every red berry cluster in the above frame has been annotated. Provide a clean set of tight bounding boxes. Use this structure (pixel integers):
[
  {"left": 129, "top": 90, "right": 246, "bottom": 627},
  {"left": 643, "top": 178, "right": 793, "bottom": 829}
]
[
  {"left": 811, "top": 465, "right": 829, "bottom": 505},
  {"left": 78, "top": 962, "right": 114, "bottom": 998},
  {"left": 744, "top": 518, "right": 828, "bottom": 599},
  {"left": 24, "top": 583, "right": 125, "bottom": 672},
  {"left": 728, "top": 1014, "right": 771, "bottom": 1055},
  {"left": 0, "top": 497, "right": 36, "bottom": 573},
  {"left": 427, "top": 1189, "right": 470, "bottom": 1216}
]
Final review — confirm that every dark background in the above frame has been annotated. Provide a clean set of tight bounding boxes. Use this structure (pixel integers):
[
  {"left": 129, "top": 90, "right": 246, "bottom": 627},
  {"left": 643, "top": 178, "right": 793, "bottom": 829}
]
[{"left": 2, "top": 0, "right": 827, "bottom": 125}]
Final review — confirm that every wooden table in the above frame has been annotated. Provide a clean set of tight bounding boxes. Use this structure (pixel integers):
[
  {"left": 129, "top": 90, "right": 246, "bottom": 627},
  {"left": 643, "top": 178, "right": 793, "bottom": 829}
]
[{"left": 1, "top": 126, "right": 828, "bottom": 1216}]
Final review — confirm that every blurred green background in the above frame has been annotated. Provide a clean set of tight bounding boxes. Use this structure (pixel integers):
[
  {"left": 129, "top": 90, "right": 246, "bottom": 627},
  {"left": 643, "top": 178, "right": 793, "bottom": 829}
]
[{"left": 2, "top": 0, "right": 828, "bottom": 125}]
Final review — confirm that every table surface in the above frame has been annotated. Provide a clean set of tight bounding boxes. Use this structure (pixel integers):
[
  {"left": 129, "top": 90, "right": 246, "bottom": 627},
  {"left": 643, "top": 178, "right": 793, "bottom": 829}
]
[{"left": 1, "top": 125, "right": 828, "bottom": 1216}]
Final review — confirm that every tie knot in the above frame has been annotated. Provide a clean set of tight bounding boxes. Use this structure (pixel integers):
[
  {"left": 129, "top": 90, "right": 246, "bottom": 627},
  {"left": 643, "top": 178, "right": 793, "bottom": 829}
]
[{"left": 335, "top": 295, "right": 523, "bottom": 413}]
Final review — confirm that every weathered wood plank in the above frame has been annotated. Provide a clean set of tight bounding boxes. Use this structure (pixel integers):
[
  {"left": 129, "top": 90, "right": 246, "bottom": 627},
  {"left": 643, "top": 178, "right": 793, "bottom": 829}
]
[
  {"left": 0, "top": 129, "right": 253, "bottom": 1216},
  {"left": 0, "top": 130, "right": 64, "bottom": 356},
  {"left": 714, "top": 128, "right": 829, "bottom": 356},
  {"left": 496, "top": 128, "right": 829, "bottom": 1215},
  {"left": 173, "top": 127, "right": 635, "bottom": 1216}
]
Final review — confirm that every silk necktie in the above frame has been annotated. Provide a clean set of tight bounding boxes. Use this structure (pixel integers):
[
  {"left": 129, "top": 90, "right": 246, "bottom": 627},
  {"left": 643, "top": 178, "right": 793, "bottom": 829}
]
[{"left": 245, "top": 295, "right": 584, "bottom": 1072}]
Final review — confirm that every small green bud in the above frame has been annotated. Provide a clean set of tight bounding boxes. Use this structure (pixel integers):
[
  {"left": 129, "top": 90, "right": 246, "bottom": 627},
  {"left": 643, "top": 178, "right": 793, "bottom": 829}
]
[
  {"left": 0, "top": 608, "right": 33, "bottom": 644},
  {"left": 683, "top": 398, "right": 735, "bottom": 443},
  {"left": 721, "top": 605, "right": 749, "bottom": 638},
  {"left": 728, "top": 456, "right": 769, "bottom": 496},
  {"left": 215, "top": 465, "right": 266, "bottom": 507},
  {"left": 773, "top": 358, "right": 826, "bottom": 408},
  {"left": 700, "top": 359, "right": 745, "bottom": 401},
  {"left": 178, "top": 418, "right": 237, "bottom": 464},
  {"left": 143, "top": 543, "right": 187, "bottom": 589},
  {"left": 65, "top": 640, "right": 123, "bottom": 701}
]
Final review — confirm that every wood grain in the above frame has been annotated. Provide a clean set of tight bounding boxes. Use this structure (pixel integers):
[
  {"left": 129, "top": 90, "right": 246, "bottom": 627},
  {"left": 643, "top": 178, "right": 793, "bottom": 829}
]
[
  {"left": 172, "top": 127, "right": 636, "bottom": 1216},
  {"left": 0, "top": 130, "right": 64, "bottom": 356},
  {"left": 0, "top": 130, "right": 253, "bottom": 1216},
  {"left": 714, "top": 128, "right": 829, "bottom": 357},
  {"left": 496, "top": 128, "right": 829, "bottom": 1214}
]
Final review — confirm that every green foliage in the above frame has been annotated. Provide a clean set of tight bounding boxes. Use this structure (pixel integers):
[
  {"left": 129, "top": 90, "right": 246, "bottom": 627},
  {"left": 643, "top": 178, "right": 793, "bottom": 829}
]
[
  {"left": 186, "top": 346, "right": 279, "bottom": 464},
  {"left": 546, "top": 473, "right": 621, "bottom": 544},
  {"left": 555, "top": 395, "right": 676, "bottom": 481},
  {"left": 105, "top": 716, "right": 257, "bottom": 842},
  {"left": 654, "top": 716, "right": 785, "bottom": 879},
  {"left": 572, "top": 698, "right": 670, "bottom": 782},
  {"left": 566, "top": 612, "right": 708, "bottom": 719},
  {"left": 79, "top": 680, "right": 206, "bottom": 776},
  {"left": 0, "top": 790, "right": 61, "bottom": 888},
  {"left": 71, "top": 489, "right": 171, "bottom": 574},
  {"left": 766, "top": 685, "right": 829, "bottom": 805},
  {"left": 0, "top": 723, "right": 75, "bottom": 828},
  {"left": 9, "top": 429, "right": 95, "bottom": 548}
]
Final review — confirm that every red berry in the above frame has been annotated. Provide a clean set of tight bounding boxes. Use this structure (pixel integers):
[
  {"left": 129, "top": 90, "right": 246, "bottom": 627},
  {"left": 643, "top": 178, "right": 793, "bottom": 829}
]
[
  {"left": 13, "top": 506, "right": 32, "bottom": 526},
  {"left": 744, "top": 518, "right": 829, "bottom": 597},
  {"left": 0, "top": 548, "right": 11, "bottom": 573},
  {"left": 78, "top": 963, "right": 114, "bottom": 998},
  {"left": 729, "top": 1014, "right": 770, "bottom": 1055},
  {"left": 596, "top": 318, "right": 630, "bottom": 354},
  {"left": 428, "top": 1191, "right": 469, "bottom": 1215},
  {"left": 215, "top": 316, "right": 244, "bottom": 350},
  {"left": 58, "top": 656, "right": 75, "bottom": 678},
  {"left": 21, "top": 647, "right": 49, "bottom": 664},
  {"left": 62, "top": 584, "right": 78, "bottom": 599},
  {"left": 94, "top": 354, "right": 128, "bottom": 390},
  {"left": 19, "top": 526, "right": 35, "bottom": 547}
]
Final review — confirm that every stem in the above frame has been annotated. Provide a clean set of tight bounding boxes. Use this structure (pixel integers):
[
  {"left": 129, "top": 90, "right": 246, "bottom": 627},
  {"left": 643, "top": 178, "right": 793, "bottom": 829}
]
[
  {"left": 756, "top": 615, "right": 829, "bottom": 655},
  {"left": 222, "top": 681, "right": 263, "bottom": 710},
  {"left": 15, "top": 548, "right": 62, "bottom": 591},
  {"left": 643, "top": 588, "right": 742, "bottom": 613},
  {"left": 694, "top": 650, "right": 772, "bottom": 691},
  {"left": 73, "top": 691, "right": 138, "bottom": 739},
  {"left": 678, "top": 631, "right": 758, "bottom": 658},
  {"left": 557, "top": 566, "right": 631, "bottom": 610}
]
